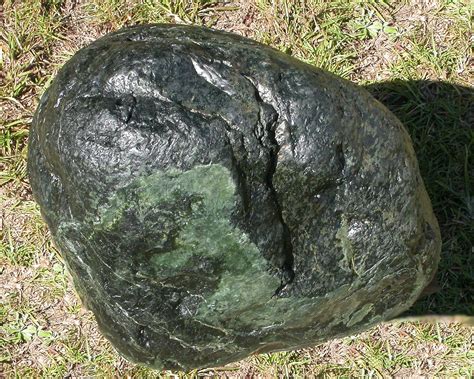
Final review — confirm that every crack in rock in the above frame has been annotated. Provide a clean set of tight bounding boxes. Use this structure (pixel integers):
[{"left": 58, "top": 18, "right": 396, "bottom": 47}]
[{"left": 242, "top": 74, "right": 295, "bottom": 297}]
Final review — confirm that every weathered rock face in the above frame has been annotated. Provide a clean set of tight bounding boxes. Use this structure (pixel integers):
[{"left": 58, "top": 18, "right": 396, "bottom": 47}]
[{"left": 28, "top": 24, "right": 441, "bottom": 370}]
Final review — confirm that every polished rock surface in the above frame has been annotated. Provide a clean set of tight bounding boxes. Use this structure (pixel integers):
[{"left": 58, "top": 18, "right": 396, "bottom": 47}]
[{"left": 28, "top": 24, "right": 441, "bottom": 370}]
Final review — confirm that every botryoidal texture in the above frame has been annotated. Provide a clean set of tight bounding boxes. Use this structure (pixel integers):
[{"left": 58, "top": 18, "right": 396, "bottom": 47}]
[{"left": 28, "top": 24, "right": 441, "bottom": 370}]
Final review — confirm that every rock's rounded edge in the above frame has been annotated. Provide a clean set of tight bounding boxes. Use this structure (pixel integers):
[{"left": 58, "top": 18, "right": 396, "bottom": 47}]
[{"left": 27, "top": 24, "right": 441, "bottom": 371}]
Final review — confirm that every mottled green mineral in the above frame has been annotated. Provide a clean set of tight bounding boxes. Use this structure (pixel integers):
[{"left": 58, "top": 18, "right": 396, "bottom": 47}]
[{"left": 28, "top": 24, "right": 441, "bottom": 370}]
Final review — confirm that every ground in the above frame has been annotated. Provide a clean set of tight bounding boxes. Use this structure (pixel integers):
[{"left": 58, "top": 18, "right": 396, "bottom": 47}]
[{"left": 0, "top": 0, "right": 473, "bottom": 377}]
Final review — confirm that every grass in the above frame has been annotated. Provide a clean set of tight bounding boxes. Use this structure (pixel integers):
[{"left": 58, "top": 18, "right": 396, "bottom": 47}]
[{"left": 1, "top": 0, "right": 473, "bottom": 377}]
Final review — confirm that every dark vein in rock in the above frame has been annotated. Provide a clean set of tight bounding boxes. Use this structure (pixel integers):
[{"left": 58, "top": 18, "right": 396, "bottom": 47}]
[
  {"left": 241, "top": 74, "right": 295, "bottom": 297},
  {"left": 336, "top": 142, "right": 345, "bottom": 173}
]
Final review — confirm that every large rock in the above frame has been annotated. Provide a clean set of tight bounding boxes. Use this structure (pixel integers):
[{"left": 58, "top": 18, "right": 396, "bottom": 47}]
[{"left": 28, "top": 24, "right": 441, "bottom": 370}]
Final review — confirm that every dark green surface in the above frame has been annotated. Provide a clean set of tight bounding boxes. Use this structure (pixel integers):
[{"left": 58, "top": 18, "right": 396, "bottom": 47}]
[
  {"left": 28, "top": 24, "right": 441, "bottom": 370},
  {"left": 365, "top": 81, "right": 474, "bottom": 317}
]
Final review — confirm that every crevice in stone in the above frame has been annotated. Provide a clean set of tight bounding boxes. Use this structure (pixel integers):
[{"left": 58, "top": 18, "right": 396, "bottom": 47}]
[
  {"left": 336, "top": 142, "right": 345, "bottom": 173},
  {"left": 242, "top": 74, "right": 295, "bottom": 297},
  {"left": 116, "top": 94, "right": 137, "bottom": 124},
  {"left": 227, "top": 136, "right": 251, "bottom": 217},
  {"left": 266, "top": 123, "right": 295, "bottom": 297},
  {"left": 126, "top": 95, "right": 137, "bottom": 123}
]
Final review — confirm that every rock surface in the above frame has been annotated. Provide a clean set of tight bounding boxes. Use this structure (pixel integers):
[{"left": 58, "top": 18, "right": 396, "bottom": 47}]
[{"left": 28, "top": 24, "right": 441, "bottom": 370}]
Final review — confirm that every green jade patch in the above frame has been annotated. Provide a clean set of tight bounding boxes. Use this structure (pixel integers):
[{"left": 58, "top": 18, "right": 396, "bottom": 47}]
[{"left": 97, "top": 164, "right": 283, "bottom": 328}]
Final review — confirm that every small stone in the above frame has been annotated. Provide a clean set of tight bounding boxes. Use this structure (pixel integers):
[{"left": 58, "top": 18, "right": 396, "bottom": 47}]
[{"left": 28, "top": 24, "right": 441, "bottom": 370}]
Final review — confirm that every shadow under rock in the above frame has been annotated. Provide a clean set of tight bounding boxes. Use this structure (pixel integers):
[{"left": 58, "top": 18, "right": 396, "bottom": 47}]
[{"left": 363, "top": 80, "right": 474, "bottom": 317}]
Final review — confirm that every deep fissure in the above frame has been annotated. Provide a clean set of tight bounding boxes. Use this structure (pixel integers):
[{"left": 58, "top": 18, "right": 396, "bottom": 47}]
[
  {"left": 265, "top": 120, "right": 295, "bottom": 297},
  {"left": 242, "top": 74, "right": 295, "bottom": 296}
]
